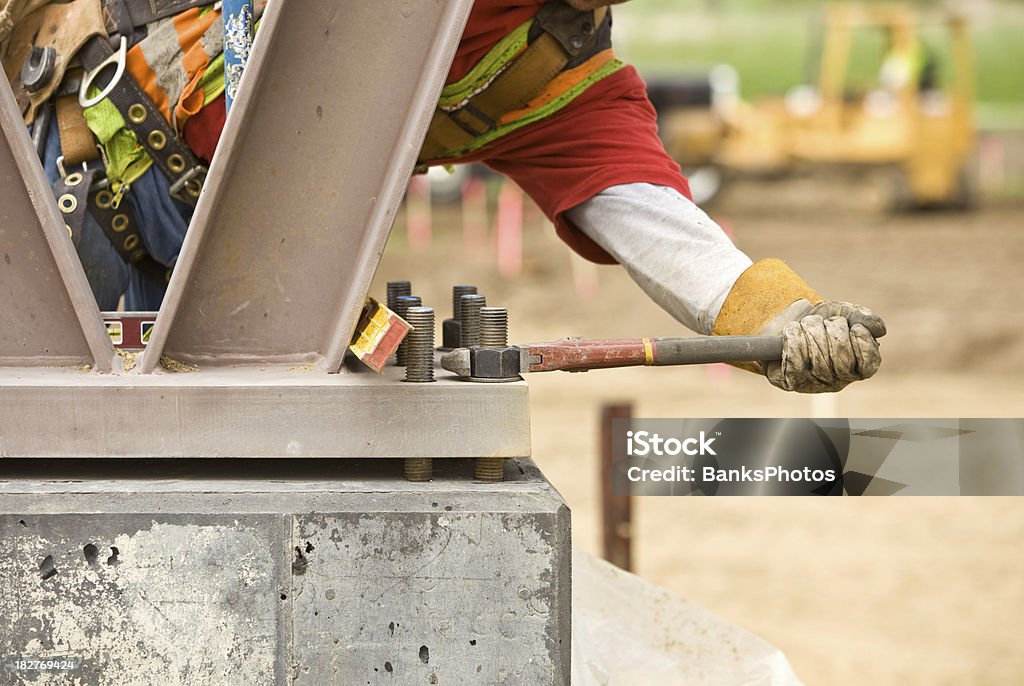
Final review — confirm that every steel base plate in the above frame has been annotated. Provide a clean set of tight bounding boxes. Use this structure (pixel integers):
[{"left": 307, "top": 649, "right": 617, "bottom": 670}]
[{"left": 0, "top": 366, "right": 529, "bottom": 459}]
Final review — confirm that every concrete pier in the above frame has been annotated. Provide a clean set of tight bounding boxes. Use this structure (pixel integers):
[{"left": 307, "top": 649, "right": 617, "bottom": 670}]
[{"left": 0, "top": 458, "right": 570, "bottom": 685}]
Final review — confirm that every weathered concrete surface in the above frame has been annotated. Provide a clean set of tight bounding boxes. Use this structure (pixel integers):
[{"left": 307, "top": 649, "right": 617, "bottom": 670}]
[
  {"left": 0, "top": 516, "right": 287, "bottom": 684},
  {"left": 0, "top": 459, "right": 570, "bottom": 685}
]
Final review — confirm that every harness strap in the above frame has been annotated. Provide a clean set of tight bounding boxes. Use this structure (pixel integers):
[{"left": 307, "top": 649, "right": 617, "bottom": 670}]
[
  {"left": 55, "top": 92, "right": 99, "bottom": 167},
  {"left": 419, "top": 4, "right": 609, "bottom": 163},
  {"left": 78, "top": 36, "right": 207, "bottom": 207},
  {"left": 53, "top": 167, "right": 172, "bottom": 287},
  {"left": 102, "top": 0, "right": 216, "bottom": 33},
  {"left": 53, "top": 167, "right": 97, "bottom": 246},
  {"left": 88, "top": 180, "right": 173, "bottom": 286},
  {"left": 533, "top": 2, "right": 608, "bottom": 60},
  {"left": 101, "top": 0, "right": 138, "bottom": 46}
]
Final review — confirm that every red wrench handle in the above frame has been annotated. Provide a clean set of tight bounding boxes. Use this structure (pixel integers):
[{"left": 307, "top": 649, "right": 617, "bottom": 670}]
[{"left": 525, "top": 335, "right": 784, "bottom": 372}]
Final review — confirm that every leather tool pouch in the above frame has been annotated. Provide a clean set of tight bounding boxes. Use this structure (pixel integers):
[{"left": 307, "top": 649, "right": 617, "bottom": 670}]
[{"left": 2, "top": 0, "right": 106, "bottom": 123}]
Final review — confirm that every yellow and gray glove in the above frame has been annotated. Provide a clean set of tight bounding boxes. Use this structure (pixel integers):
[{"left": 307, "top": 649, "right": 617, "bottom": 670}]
[{"left": 713, "top": 259, "right": 885, "bottom": 394}]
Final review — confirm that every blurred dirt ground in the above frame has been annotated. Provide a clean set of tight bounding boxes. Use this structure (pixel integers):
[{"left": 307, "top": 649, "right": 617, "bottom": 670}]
[{"left": 371, "top": 172, "right": 1024, "bottom": 686}]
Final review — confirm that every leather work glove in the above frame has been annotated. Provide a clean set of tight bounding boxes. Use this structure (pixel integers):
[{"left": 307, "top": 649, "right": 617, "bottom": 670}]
[{"left": 713, "top": 259, "right": 886, "bottom": 394}]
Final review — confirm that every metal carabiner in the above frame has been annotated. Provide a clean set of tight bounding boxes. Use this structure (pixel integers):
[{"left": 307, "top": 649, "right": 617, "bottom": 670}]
[{"left": 79, "top": 36, "right": 128, "bottom": 109}]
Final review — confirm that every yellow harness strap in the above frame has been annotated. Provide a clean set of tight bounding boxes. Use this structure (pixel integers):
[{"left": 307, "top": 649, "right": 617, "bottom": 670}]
[{"left": 419, "top": 5, "right": 608, "bottom": 163}]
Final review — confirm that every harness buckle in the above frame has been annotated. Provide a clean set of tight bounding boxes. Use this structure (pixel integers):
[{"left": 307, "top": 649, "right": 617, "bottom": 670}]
[
  {"left": 447, "top": 104, "right": 498, "bottom": 138},
  {"left": 56, "top": 155, "right": 113, "bottom": 194},
  {"left": 169, "top": 165, "right": 208, "bottom": 203},
  {"left": 79, "top": 36, "right": 128, "bottom": 108},
  {"left": 56, "top": 155, "right": 90, "bottom": 180}
]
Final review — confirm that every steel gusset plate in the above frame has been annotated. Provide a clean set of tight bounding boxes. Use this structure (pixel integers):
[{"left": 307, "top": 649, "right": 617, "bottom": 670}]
[
  {"left": 0, "top": 78, "right": 115, "bottom": 370},
  {"left": 139, "top": 0, "right": 472, "bottom": 372}
]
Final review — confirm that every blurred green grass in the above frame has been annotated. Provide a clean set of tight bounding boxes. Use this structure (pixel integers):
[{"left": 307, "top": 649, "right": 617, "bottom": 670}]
[{"left": 615, "top": 0, "right": 1024, "bottom": 105}]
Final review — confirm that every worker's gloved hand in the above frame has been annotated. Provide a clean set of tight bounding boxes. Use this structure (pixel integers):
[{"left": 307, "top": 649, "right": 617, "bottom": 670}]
[
  {"left": 761, "top": 300, "right": 885, "bottom": 393},
  {"left": 712, "top": 259, "right": 885, "bottom": 394}
]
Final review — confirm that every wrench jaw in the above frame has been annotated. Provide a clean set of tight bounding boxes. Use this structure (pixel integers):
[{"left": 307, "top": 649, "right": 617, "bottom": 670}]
[
  {"left": 440, "top": 347, "right": 525, "bottom": 382},
  {"left": 523, "top": 348, "right": 539, "bottom": 374},
  {"left": 440, "top": 348, "right": 472, "bottom": 377}
]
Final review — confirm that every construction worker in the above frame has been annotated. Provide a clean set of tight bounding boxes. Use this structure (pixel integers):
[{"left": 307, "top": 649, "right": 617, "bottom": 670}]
[
  {"left": 418, "top": 0, "right": 885, "bottom": 393},
  {"left": 3, "top": 0, "right": 884, "bottom": 393},
  {"left": 878, "top": 25, "right": 938, "bottom": 94}
]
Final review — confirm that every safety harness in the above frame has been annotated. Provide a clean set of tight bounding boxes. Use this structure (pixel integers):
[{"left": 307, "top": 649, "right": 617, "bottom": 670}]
[
  {"left": 53, "top": 162, "right": 171, "bottom": 284},
  {"left": 76, "top": 0, "right": 219, "bottom": 285},
  {"left": 5, "top": 0, "right": 220, "bottom": 287},
  {"left": 78, "top": 33, "right": 208, "bottom": 207},
  {"left": 419, "top": 2, "right": 622, "bottom": 165}
]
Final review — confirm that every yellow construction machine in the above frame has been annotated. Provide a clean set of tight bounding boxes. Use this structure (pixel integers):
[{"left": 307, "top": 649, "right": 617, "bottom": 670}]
[{"left": 653, "top": 3, "right": 976, "bottom": 209}]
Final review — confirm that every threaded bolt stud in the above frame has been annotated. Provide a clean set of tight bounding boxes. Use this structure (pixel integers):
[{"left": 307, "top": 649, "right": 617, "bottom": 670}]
[
  {"left": 452, "top": 285, "right": 477, "bottom": 319},
  {"left": 479, "top": 307, "right": 509, "bottom": 348},
  {"left": 459, "top": 294, "right": 486, "bottom": 348},
  {"left": 404, "top": 457, "right": 433, "bottom": 482},
  {"left": 394, "top": 295, "right": 422, "bottom": 366},
  {"left": 403, "top": 306, "right": 435, "bottom": 383},
  {"left": 386, "top": 281, "right": 412, "bottom": 312},
  {"left": 442, "top": 285, "right": 478, "bottom": 349},
  {"left": 475, "top": 457, "right": 504, "bottom": 482}
]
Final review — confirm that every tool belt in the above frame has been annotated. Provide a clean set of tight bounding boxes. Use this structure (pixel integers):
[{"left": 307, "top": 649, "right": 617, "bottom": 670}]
[{"left": 418, "top": 1, "right": 616, "bottom": 165}]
